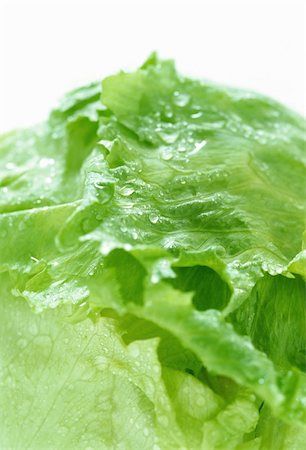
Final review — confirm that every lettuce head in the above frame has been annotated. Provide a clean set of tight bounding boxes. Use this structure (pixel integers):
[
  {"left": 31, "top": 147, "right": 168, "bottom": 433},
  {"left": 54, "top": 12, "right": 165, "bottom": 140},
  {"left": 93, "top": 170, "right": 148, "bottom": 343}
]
[{"left": 0, "top": 54, "right": 305, "bottom": 450}]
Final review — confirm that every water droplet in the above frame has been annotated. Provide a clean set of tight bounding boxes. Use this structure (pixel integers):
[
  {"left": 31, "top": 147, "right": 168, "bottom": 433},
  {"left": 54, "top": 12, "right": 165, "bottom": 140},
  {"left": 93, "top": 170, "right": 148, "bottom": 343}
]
[
  {"left": 149, "top": 213, "right": 159, "bottom": 224},
  {"left": 45, "top": 176, "right": 53, "bottom": 184},
  {"left": 151, "top": 274, "right": 160, "bottom": 284},
  {"left": 39, "top": 158, "right": 55, "bottom": 168},
  {"left": 2, "top": 187, "right": 8, "bottom": 194},
  {"left": 258, "top": 378, "right": 265, "bottom": 385},
  {"left": 51, "top": 130, "right": 62, "bottom": 139},
  {"left": 94, "top": 182, "right": 113, "bottom": 204},
  {"left": 191, "top": 111, "right": 203, "bottom": 119},
  {"left": 30, "top": 256, "right": 39, "bottom": 263},
  {"left": 157, "top": 130, "right": 178, "bottom": 144},
  {"left": 190, "top": 140, "right": 207, "bottom": 155},
  {"left": 118, "top": 185, "right": 135, "bottom": 197},
  {"left": 96, "top": 355, "right": 108, "bottom": 369},
  {"left": 98, "top": 139, "right": 113, "bottom": 150},
  {"left": 204, "top": 121, "right": 224, "bottom": 130},
  {"left": 94, "top": 181, "right": 106, "bottom": 190},
  {"left": 143, "top": 427, "right": 149, "bottom": 437},
  {"left": 81, "top": 218, "right": 92, "bottom": 233},
  {"left": 129, "top": 345, "right": 140, "bottom": 358},
  {"left": 173, "top": 91, "right": 190, "bottom": 107},
  {"left": 160, "top": 148, "right": 173, "bottom": 161},
  {"left": 162, "top": 105, "right": 174, "bottom": 121},
  {"left": 162, "top": 237, "right": 176, "bottom": 250},
  {"left": 131, "top": 231, "right": 138, "bottom": 240}
]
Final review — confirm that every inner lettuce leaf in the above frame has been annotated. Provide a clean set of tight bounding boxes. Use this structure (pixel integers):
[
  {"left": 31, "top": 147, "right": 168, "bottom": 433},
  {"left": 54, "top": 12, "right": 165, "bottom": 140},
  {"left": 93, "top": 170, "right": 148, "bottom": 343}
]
[{"left": 0, "top": 54, "right": 305, "bottom": 449}]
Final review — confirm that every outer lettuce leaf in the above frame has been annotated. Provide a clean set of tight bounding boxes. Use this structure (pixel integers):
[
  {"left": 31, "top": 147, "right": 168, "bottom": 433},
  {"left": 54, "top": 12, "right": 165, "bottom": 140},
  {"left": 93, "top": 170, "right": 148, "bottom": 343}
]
[
  {"left": 99, "top": 55, "right": 305, "bottom": 311},
  {"left": 88, "top": 264, "right": 306, "bottom": 424},
  {"left": 0, "top": 276, "right": 197, "bottom": 449},
  {"left": 1, "top": 55, "right": 306, "bottom": 449}
]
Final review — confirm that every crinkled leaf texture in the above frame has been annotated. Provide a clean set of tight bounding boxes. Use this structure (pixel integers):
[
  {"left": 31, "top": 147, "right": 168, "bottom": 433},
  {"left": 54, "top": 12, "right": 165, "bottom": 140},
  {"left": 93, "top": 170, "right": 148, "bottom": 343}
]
[{"left": 0, "top": 54, "right": 306, "bottom": 449}]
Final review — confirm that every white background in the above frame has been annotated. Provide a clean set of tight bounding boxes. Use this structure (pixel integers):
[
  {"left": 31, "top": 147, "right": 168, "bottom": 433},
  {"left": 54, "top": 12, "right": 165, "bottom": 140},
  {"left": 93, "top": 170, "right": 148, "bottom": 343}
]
[{"left": 0, "top": 0, "right": 305, "bottom": 133}]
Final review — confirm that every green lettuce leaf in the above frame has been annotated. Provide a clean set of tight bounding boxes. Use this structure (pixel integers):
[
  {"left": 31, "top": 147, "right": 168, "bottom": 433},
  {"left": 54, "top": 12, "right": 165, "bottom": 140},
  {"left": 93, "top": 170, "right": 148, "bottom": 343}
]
[{"left": 1, "top": 54, "right": 305, "bottom": 449}]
